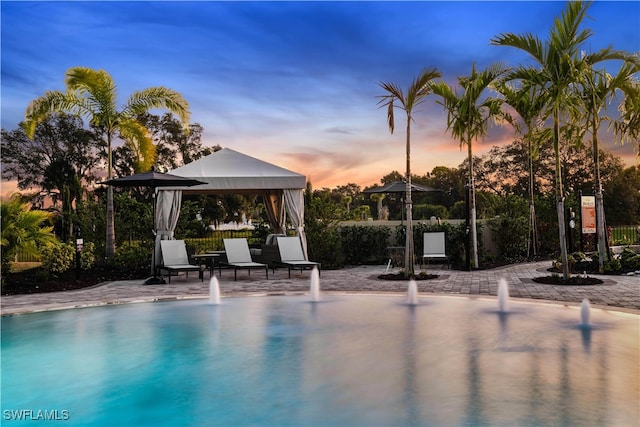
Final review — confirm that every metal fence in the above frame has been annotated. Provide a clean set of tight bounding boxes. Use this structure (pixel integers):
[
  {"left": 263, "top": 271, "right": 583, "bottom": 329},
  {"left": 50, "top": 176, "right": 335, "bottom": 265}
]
[
  {"left": 610, "top": 225, "right": 640, "bottom": 245},
  {"left": 13, "top": 225, "right": 640, "bottom": 263},
  {"left": 13, "top": 229, "right": 261, "bottom": 263}
]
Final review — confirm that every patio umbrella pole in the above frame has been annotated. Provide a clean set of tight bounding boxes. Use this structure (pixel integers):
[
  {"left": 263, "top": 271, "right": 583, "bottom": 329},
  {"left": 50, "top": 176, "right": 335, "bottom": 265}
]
[
  {"left": 144, "top": 190, "right": 166, "bottom": 285},
  {"left": 99, "top": 169, "right": 205, "bottom": 286}
]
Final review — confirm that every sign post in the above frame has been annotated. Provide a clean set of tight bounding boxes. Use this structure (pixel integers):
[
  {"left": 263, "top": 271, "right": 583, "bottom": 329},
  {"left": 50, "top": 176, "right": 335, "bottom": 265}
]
[{"left": 581, "top": 196, "right": 596, "bottom": 236}]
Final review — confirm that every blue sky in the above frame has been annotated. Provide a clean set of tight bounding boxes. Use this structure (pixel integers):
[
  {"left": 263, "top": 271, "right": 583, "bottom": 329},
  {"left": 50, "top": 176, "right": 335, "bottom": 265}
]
[{"left": 2, "top": 1, "right": 638, "bottom": 193}]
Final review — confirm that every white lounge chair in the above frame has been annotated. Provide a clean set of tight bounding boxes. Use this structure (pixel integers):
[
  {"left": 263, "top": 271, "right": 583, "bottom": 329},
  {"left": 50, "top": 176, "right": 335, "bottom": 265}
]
[
  {"left": 422, "top": 232, "right": 450, "bottom": 268},
  {"left": 274, "top": 236, "right": 321, "bottom": 278},
  {"left": 220, "top": 238, "right": 269, "bottom": 280},
  {"left": 159, "top": 240, "right": 203, "bottom": 283}
]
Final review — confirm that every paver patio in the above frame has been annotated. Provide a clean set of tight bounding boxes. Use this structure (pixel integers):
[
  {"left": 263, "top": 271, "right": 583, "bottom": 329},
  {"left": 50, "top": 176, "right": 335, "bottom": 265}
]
[{"left": 1, "top": 261, "right": 638, "bottom": 315}]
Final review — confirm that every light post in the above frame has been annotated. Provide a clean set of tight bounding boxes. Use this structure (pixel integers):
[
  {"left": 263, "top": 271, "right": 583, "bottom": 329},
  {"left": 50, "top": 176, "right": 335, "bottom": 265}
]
[{"left": 465, "top": 180, "right": 471, "bottom": 271}]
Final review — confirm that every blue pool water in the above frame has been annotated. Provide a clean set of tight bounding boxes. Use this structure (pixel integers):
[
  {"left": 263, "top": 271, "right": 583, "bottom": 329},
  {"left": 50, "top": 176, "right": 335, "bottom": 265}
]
[{"left": 2, "top": 295, "right": 638, "bottom": 426}]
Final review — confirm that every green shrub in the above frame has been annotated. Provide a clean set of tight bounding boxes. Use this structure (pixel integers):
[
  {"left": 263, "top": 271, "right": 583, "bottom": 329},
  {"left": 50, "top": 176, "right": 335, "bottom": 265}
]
[
  {"left": 487, "top": 215, "right": 529, "bottom": 261},
  {"left": 414, "top": 204, "right": 449, "bottom": 220},
  {"left": 41, "top": 243, "right": 75, "bottom": 274},
  {"left": 603, "top": 258, "right": 622, "bottom": 273},
  {"left": 251, "top": 222, "right": 271, "bottom": 243},
  {"left": 184, "top": 239, "right": 209, "bottom": 255},
  {"left": 308, "top": 226, "right": 343, "bottom": 269},
  {"left": 80, "top": 242, "right": 96, "bottom": 270},
  {"left": 620, "top": 248, "right": 640, "bottom": 271},
  {"left": 339, "top": 225, "right": 390, "bottom": 265},
  {"left": 106, "top": 244, "right": 151, "bottom": 271}
]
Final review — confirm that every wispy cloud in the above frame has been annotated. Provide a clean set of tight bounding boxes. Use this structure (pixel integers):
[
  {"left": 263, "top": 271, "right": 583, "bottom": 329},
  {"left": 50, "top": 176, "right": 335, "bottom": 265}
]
[{"left": 2, "top": 1, "right": 637, "bottom": 188}]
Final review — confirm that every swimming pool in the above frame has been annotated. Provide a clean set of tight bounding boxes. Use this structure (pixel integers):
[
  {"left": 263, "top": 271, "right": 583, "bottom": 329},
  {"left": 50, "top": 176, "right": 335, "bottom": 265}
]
[{"left": 2, "top": 295, "right": 638, "bottom": 426}]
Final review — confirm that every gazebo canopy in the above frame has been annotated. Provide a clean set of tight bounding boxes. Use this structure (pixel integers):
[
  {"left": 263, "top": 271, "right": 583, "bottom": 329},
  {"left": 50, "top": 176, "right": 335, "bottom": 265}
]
[
  {"left": 153, "top": 148, "right": 309, "bottom": 268},
  {"left": 161, "top": 147, "right": 306, "bottom": 193}
]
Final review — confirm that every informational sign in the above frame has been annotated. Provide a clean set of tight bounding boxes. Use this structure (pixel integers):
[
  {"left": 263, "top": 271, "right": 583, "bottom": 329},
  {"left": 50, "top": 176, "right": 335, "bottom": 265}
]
[{"left": 581, "top": 196, "right": 596, "bottom": 234}]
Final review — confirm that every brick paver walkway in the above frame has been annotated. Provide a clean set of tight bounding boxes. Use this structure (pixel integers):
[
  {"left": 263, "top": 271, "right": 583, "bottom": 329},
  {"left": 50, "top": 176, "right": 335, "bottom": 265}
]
[{"left": 2, "top": 261, "right": 638, "bottom": 315}]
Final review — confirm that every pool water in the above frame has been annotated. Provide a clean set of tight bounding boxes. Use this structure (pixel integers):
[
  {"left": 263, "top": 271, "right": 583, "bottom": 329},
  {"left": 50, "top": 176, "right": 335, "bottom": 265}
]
[{"left": 2, "top": 295, "right": 638, "bottom": 426}]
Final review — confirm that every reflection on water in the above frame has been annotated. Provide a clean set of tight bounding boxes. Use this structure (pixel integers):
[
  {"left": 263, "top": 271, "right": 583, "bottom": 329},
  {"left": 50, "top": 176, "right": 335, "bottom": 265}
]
[{"left": 2, "top": 296, "right": 638, "bottom": 426}]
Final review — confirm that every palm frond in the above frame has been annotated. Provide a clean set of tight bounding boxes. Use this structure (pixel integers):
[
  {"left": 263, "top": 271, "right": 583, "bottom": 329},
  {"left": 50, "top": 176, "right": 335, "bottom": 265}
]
[
  {"left": 491, "top": 33, "right": 545, "bottom": 65},
  {"left": 124, "top": 87, "right": 191, "bottom": 129},
  {"left": 23, "top": 91, "right": 73, "bottom": 138},
  {"left": 118, "top": 118, "right": 156, "bottom": 172},
  {"left": 65, "top": 67, "right": 117, "bottom": 114},
  {"left": 550, "top": 0, "right": 592, "bottom": 55}
]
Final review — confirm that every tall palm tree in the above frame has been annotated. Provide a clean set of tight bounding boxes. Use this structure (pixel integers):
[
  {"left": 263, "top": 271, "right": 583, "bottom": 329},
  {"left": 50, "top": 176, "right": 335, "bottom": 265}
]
[
  {"left": 579, "top": 58, "right": 640, "bottom": 270},
  {"left": 23, "top": 67, "right": 190, "bottom": 257},
  {"left": 491, "top": 0, "right": 628, "bottom": 280},
  {"left": 495, "top": 79, "right": 550, "bottom": 257},
  {"left": 378, "top": 67, "right": 441, "bottom": 278},
  {"left": 431, "top": 63, "right": 508, "bottom": 268}
]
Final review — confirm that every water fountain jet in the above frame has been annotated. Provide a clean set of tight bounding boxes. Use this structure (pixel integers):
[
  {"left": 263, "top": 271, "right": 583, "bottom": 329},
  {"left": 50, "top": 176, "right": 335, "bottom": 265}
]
[
  {"left": 310, "top": 267, "right": 321, "bottom": 302},
  {"left": 407, "top": 279, "right": 418, "bottom": 305},
  {"left": 581, "top": 298, "right": 591, "bottom": 327},
  {"left": 498, "top": 279, "right": 509, "bottom": 313},
  {"left": 209, "top": 276, "right": 221, "bottom": 305}
]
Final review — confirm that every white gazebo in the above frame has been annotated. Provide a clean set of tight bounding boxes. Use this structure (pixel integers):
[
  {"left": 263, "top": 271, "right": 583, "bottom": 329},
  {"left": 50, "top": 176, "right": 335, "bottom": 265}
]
[{"left": 153, "top": 148, "right": 307, "bottom": 270}]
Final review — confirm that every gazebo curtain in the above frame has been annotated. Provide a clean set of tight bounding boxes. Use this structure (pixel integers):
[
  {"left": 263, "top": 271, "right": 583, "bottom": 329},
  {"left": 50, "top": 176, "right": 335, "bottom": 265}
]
[
  {"left": 284, "top": 189, "right": 308, "bottom": 259},
  {"left": 153, "top": 190, "right": 182, "bottom": 271},
  {"left": 263, "top": 190, "right": 286, "bottom": 235}
]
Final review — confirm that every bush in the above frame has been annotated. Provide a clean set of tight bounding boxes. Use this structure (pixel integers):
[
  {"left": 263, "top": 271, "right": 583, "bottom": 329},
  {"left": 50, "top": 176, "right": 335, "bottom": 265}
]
[
  {"left": 80, "top": 242, "right": 96, "bottom": 270},
  {"left": 487, "top": 215, "right": 529, "bottom": 261},
  {"left": 339, "top": 225, "right": 390, "bottom": 265},
  {"left": 414, "top": 204, "right": 449, "bottom": 220},
  {"left": 620, "top": 248, "right": 640, "bottom": 271},
  {"left": 603, "top": 258, "right": 622, "bottom": 274},
  {"left": 106, "top": 244, "right": 151, "bottom": 272},
  {"left": 308, "top": 226, "right": 343, "bottom": 269},
  {"left": 41, "top": 243, "right": 75, "bottom": 274}
]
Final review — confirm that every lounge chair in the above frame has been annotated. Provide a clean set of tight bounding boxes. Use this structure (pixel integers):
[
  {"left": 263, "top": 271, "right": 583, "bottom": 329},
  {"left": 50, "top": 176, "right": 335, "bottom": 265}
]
[
  {"left": 422, "top": 232, "right": 450, "bottom": 269},
  {"left": 159, "top": 240, "right": 203, "bottom": 283},
  {"left": 220, "top": 238, "right": 269, "bottom": 280},
  {"left": 274, "top": 236, "right": 321, "bottom": 278}
]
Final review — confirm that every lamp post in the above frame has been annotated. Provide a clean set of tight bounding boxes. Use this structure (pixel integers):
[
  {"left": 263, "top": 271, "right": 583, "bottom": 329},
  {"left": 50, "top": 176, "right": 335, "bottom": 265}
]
[
  {"left": 75, "top": 225, "right": 82, "bottom": 280},
  {"left": 465, "top": 180, "right": 471, "bottom": 271}
]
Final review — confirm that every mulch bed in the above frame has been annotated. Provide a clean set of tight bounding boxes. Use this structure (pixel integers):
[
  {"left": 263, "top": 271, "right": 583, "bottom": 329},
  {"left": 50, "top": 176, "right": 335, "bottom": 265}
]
[
  {"left": 532, "top": 275, "right": 604, "bottom": 286},
  {"left": 378, "top": 272, "right": 439, "bottom": 281},
  {"left": 1, "top": 266, "right": 149, "bottom": 296}
]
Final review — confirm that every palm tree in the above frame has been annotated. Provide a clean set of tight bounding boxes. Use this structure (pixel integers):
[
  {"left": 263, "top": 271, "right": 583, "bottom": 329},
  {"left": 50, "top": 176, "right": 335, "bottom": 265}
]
[
  {"left": 491, "top": 0, "right": 628, "bottom": 280},
  {"left": 579, "top": 58, "right": 640, "bottom": 271},
  {"left": 378, "top": 67, "right": 441, "bottom": 278},
  {"left": 23, "top": 67, "right": 190, "bottom": 257},
  {"left": 610, "top": 68, "right": 640, "bottom": 158},
  {"left": 495, "top": 80, "right": 550, "bottom": 257},
  {"left": 431, "top": 63, "right": 507, "bottom": 268},
  {"left": 1, "top": 194, "right": 57, "bottom": 274}
]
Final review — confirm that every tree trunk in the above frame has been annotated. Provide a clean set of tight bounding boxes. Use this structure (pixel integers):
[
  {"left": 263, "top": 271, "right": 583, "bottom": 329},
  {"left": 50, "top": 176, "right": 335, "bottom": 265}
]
[
  {"left": 376, "top": 196, "right": 385, "bottom": 220},
  {"left": 593, "top": 127, "right": 608, "bottom": 271},
  {"left": 404, "top": 118, "right": 414, "bottom": 278},
  {"left": 105, "top": 134, "right": 116, "bottom": 257},
  {"left": 554, "top": 112, "right": 569, "bottom": 280},
  {"left": 528, "top": 137, "right": 538, "bottom": 257},
  {"left": 468, "top": 137, "right": 479, "bottom": 268}
]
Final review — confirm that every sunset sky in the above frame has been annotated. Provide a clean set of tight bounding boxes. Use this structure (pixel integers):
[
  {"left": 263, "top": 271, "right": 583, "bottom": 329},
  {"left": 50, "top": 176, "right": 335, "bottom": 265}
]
[{"left": 2, "top": 1, "right": 638, "bottom": 195}]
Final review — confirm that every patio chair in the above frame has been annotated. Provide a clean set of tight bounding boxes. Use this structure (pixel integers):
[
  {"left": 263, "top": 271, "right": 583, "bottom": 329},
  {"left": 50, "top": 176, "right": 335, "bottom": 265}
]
[
  {"left": 422, "top": 232, "right": 450, "bottom": 269},
  {"left": 220, "top": 238, "right": 269, "bottom": 280},
  {"left": 159, "top": 240, "right": 204, "bottom": 283},
  {"left": 274, "top": 236, "right": 321, "bottom": 278}
]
